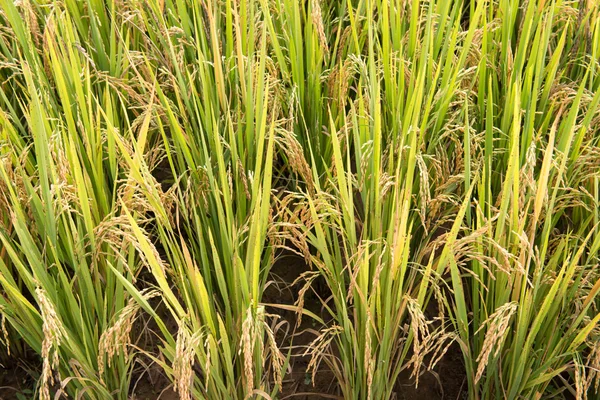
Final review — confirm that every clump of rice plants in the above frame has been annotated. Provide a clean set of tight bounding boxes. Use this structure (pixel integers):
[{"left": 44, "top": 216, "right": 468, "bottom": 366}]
[
  {"left": 0, "top": 2, "right": 154, "bottom": 397},
  {"left": 0, "top": 0, "right": 599, "bottom": 399}
]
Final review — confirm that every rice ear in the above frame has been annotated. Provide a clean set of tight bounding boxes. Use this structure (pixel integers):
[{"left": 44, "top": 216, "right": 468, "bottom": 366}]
[
  {"left": 474, "top": 302, "right": 518, "bottom": 384},
  {"left": 36, "top": 288, "right": 66, "bottom": 400}
]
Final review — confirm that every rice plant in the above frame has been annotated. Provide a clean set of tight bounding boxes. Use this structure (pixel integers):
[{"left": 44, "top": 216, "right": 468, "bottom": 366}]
[
  {"left": 0, "top": 0, "right": 598, "bottom": 399},
  {"left": 0, "top": 1, "right": 153, "bottom": 398}
]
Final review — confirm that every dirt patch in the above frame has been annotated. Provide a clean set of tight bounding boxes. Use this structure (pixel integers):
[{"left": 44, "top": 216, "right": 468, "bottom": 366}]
[
  {"left": 264, "top": 252, "right": 340, "bottom": 399},
  {"left": 129, "top": 358, "right": 178, "bottom": 400},
  {"left": 395, "top": 342, "right": 467, "bottom": 400},
  {"left": 0, "top": 357, "right": 38, "bottom": 400},
  {"left": 129, "top": 294, "right": 179, "bottom": 400}
]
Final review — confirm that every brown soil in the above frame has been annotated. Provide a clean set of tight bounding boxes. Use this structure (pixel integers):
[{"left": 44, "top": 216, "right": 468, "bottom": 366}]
[
  {"left": 129, "top": 295, "right": 179, "bottom": 400},
  {"left": 264, "top": 253, "right": 339, "bottom": 399},
  {"left": 395, "top": 343, "right": 467, "bottom": 400},
  {"left": 0, "top": 359, "right": 37, "bottom": 400},
  {"left": 130, "top": 364, "right": 178, "bottom": 400}
]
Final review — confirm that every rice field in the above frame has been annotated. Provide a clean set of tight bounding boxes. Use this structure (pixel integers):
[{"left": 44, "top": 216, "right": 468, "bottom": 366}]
[{"left": 0, "top": 0, "right": 599, "bottom": 399}]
